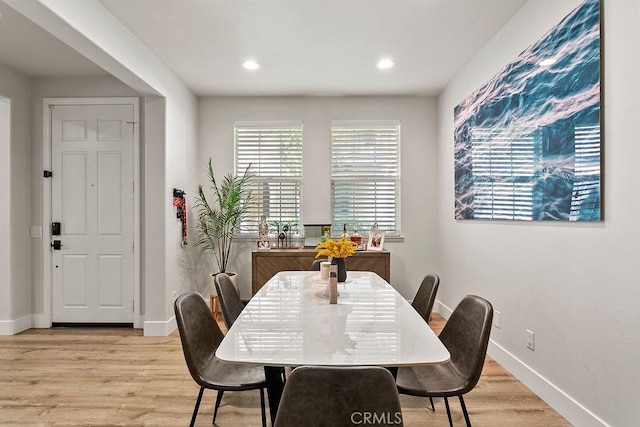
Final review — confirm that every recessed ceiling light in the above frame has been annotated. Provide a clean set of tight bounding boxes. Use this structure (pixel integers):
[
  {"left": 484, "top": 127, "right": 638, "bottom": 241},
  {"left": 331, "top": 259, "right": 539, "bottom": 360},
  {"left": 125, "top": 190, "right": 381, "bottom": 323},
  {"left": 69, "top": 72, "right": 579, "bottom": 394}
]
[
  {"left": 242, "top": 60, "right": 260, "bottom": 70},
  {"left": 377, "top": 58, "right": 395, "bottom": 69},
  {"left": 539, "top": 58, "right": 557, "bottom": 67}
]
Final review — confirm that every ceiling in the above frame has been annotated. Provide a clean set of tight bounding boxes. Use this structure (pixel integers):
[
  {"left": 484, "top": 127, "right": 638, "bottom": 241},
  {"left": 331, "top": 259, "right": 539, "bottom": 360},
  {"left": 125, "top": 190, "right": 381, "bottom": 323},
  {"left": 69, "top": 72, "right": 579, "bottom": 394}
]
[
  {"left": 0, "top": 3, "right": 107, "bottom": 78},
  {"left": 0, "top": 0, "right": 527, "bottom": 97}
]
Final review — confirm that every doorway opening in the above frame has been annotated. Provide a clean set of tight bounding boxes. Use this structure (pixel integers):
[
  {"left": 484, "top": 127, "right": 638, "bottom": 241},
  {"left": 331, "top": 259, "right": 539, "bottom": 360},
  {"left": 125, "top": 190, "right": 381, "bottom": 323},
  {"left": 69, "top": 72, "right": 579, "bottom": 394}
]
[{"left": 42, "top": 97, "right": 140, "bottom": 328}]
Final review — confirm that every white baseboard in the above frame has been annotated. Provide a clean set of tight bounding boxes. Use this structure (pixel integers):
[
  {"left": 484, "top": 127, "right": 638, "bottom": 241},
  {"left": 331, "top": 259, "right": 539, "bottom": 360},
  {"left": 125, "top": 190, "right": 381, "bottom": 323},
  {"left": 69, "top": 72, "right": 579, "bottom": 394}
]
[
  {"left": 0, "top": 314, "right": 32, "bottom": 335},
  {"left": 434, "top": 299, "right": 453, "bottom": 318},
  {"left": 489, "top": 340, "right": 609, "bottom": 427},
  {"left": 31, "top": 314, "right": 51, "bottom": 328},
  {"left": 143, "top": 316, "right": 177, "bottom": 336},
  {"left": 434, "top": 300, "right": 609, "bottom": 427}
]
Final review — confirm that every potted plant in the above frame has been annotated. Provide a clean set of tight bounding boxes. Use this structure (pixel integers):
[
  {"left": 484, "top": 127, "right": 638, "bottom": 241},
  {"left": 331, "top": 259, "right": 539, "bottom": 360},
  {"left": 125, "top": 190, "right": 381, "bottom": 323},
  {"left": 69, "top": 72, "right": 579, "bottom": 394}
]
[
  {"left": 314, "top": 236, "right": 358, "bottom": 283},
  {"left": 195, "top": 158, "right": 253, "bottom": 293}
]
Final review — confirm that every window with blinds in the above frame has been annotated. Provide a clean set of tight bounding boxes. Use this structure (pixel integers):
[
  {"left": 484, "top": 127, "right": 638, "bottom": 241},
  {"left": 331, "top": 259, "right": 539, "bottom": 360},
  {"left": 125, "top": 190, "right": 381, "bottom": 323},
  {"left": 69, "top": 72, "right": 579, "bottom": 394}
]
[
  {"left": 235, "top": 122, "right": 303, "bottom": 234},
  {"left": 470, "top": 128, "right": 536, "bottom": 220},
  {"left": 331, "top": 121, "right": 401, "bottom": 235}
]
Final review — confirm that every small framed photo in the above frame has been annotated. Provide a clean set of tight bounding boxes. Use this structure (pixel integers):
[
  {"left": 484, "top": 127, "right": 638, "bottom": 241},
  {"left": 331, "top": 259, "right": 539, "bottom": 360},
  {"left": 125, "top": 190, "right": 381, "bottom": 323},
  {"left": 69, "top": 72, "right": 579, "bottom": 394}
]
[{"left": 367, "top": 230, "right": 385, "bottom": 251}]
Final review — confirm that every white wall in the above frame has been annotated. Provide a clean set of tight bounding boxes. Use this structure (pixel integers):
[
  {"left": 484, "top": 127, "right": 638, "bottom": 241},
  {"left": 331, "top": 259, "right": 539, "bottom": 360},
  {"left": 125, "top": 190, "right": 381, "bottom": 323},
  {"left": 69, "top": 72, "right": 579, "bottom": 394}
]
[
  {"left": 198, "top": 96, "right": 438, "bottom": 300},
  {"left": 0, "top": 97, "right": 11, "bottom": 327},
  {"left": 7, "top": 0, "right": 199, "bottom": 335},
  {"left": 436, "top": 1, "right": 638, "bottom": 426},
  {"left": 163, "top": 95, "right": 199, "bottom": 323},
  {"left": 0, "top": 61, "right": 31, "bottom": 335}
]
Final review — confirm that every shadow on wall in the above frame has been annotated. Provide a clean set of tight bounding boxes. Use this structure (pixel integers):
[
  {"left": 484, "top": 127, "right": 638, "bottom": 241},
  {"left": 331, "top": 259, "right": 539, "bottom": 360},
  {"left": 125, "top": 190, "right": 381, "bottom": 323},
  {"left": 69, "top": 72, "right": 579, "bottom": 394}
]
[{"left": 177, "top": 211, "right": 213, "bottom": 297}]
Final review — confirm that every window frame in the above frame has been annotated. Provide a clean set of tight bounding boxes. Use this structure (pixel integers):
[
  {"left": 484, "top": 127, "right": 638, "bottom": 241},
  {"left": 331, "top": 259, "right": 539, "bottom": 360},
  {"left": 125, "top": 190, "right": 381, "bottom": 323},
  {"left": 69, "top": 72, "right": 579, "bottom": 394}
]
[
  {"left": 234, "top": 121, "right": 304, "bottom": 236},
  {"left": 330, "top": 120, "right": 402, "bottom": 237}
]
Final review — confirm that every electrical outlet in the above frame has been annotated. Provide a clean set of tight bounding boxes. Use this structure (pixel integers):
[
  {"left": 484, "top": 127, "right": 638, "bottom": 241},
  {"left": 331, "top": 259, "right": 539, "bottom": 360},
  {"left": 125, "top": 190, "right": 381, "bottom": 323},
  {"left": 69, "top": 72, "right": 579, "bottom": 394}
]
[
  {"left": 526, "top": 329, "right": 535, "bottom": 351},
  {"left": 494, "top": 310, "right": 501, "bottom": 329}
]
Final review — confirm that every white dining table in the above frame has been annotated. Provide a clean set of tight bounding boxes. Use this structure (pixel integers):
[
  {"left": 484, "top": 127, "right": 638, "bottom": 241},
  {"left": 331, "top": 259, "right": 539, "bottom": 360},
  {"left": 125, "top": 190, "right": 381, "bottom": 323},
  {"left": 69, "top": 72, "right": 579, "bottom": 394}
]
[
  {"left": 217, "top": 270, "right": 449, "bottom": 367},
  {"left": 216, "top": 270, "right": 450, "bottom": 423}
]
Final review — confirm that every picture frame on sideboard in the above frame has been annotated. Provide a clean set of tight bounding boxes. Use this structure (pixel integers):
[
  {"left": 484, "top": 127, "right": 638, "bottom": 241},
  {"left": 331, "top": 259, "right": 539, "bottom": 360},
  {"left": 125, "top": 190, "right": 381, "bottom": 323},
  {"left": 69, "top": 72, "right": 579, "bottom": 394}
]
[{"left": 367, "top": 230, "right": 385, "bottom": 251}]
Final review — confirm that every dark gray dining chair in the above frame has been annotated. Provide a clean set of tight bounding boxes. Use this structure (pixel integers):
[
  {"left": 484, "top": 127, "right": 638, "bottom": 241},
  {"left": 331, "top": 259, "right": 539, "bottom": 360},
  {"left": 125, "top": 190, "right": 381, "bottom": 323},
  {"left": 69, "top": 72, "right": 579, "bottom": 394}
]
[
  {"left": 174, "top": 291, "right": 267, "bottom": 427},
  {"left": 396, "top": 295, "right": 493, "bottom": 427},
  {"left": 215, "top": 273, "right": 245, "bottom": 330},
  {"left": 412, "top": 273, "right": 440, "bottom": 324},
  {"left": 274, "top": 366, "right": 404, "bottom": 427},
  {"left": 309, "top": 258, "right": 327, "bottom": 271},
  {"left": 409, "top": 273, "right": 440, "bottom": 411}
]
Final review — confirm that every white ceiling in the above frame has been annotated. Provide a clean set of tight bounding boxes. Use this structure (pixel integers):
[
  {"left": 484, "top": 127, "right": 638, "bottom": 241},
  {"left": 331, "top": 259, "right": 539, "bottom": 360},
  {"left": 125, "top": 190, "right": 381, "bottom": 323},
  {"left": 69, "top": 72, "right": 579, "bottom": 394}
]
[
  {"left": 0, "top": 0, "right": 528, "bottom": 96},
  {"left": 0, "top": 3, "right": 107, "bottom": 77}
]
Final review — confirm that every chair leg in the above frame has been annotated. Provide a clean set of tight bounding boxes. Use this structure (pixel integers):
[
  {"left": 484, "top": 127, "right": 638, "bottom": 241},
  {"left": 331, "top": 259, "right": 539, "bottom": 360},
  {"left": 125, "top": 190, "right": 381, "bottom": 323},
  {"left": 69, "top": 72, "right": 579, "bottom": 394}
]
[
  {"left": 259, "top": 388, "right": 267, "bottom": 427},
  {"left": 213, "top": 390, "right": 224, "bottom": 424},
  {"left": 190, "top": 386, "right": 205, "bottom": 427},
  {"left": 459, "top": 395, "right": 472, "bottom": 427},
  {"left": 429, "top": 397, "right": 435, "bottom": 411},
  {"left": 444, "top": 397, "right": 453, "bottom": 427}
]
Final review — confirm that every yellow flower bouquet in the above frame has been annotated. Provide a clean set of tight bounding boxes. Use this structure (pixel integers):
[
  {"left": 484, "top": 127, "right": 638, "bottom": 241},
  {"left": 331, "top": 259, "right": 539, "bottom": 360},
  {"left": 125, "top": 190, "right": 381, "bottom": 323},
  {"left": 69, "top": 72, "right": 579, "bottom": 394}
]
[{"left": 314, "top": 236, "right": 358, "bottom": 259}]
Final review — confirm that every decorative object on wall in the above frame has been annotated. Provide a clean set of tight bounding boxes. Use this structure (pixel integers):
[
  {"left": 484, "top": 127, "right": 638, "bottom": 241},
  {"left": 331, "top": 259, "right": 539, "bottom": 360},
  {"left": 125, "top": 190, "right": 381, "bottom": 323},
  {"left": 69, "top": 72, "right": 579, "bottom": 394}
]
[
  {"left": 172, "top": 188, "right": 188, "bottom": 247},
  {"left": 454, "top": 0, "right": 601, "bottom": 221}
]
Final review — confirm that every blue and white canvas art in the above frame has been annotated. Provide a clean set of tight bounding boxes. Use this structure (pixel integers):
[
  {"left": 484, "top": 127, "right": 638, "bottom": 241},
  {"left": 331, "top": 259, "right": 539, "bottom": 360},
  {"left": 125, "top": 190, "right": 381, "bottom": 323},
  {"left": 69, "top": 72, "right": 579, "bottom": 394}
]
[{"left": 454, "top": 0, "right": 600, "bottom": 221}]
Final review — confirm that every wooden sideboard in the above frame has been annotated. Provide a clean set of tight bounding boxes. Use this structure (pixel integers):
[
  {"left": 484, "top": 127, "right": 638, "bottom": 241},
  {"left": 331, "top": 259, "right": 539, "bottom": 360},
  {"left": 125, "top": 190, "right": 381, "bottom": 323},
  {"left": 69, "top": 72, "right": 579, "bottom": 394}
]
[{"left": 251, "top": 249, "right": 390, "bottom": 295}]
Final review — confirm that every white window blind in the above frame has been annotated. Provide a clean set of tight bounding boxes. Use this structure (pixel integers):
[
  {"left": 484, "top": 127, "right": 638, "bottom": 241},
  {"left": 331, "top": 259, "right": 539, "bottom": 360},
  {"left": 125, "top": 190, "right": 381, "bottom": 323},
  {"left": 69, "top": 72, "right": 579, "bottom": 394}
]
[
  {"left": 570, "top": 124, "right": 600, "bottom": 220},
  {"left": 331, "top": 120, "right": 401, "bottom": 235},
  {"left": 470, "top": 128, "right": 536, "bottom": 220},
  {"left": 235, "top": 122, "right": 303, "bottom": 234}
]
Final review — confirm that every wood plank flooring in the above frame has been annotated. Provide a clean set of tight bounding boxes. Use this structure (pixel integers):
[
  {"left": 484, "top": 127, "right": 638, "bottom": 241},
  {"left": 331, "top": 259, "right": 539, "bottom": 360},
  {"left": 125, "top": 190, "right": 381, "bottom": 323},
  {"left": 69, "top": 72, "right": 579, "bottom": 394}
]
[{"left": 0, "top": 314, "right": 571, "bottom": 426}]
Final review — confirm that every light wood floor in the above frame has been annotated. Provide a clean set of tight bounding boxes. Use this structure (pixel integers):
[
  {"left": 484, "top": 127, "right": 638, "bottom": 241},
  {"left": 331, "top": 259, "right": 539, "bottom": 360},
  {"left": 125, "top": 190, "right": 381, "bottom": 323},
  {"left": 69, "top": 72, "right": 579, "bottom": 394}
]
[{"left": 0, "top": 314, "right": 570, "bottom": 426}]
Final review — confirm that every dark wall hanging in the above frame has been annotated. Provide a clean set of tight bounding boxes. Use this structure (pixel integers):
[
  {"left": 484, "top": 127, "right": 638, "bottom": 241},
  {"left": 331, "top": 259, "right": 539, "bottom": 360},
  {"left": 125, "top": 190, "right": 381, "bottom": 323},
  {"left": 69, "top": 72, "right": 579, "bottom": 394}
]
[{"left": 173, "top": 188, "right": 188, "bottom": 247}]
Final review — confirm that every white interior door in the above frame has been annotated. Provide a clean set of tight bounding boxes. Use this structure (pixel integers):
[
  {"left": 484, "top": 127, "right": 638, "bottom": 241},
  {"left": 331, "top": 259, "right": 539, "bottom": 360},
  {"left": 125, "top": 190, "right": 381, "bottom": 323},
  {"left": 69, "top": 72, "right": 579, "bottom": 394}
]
[{"left": 51, "top": 104, "right": 134, "bottom": 323}]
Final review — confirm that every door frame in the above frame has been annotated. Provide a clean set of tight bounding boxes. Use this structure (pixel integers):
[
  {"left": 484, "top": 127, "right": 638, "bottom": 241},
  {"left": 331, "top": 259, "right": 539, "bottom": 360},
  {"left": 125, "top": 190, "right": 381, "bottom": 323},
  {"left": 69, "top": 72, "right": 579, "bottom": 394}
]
[{"left": 42, "top": 97, "right": 140, "bottom": 328}]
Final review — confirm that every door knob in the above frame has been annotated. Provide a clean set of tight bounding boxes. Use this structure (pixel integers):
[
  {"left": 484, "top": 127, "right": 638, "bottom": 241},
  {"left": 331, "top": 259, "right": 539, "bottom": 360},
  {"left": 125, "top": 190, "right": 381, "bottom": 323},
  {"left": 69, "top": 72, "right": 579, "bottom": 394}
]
[{"left": 51, "top": 240, "right": 63, "bottom": 250}]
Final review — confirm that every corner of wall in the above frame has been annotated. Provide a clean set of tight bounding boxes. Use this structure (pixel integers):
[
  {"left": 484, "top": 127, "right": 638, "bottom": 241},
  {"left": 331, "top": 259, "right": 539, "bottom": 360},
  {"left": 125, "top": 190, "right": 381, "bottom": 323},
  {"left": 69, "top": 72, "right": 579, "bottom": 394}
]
[
  {"left": 488, "top": 340, "right": 610, "bottom": 427},
  {"left": 434, "top": 301, "right": 608, "bottom": 427},
  {"left": 0, "top": 314, "right": 32, "bottom": 335}
]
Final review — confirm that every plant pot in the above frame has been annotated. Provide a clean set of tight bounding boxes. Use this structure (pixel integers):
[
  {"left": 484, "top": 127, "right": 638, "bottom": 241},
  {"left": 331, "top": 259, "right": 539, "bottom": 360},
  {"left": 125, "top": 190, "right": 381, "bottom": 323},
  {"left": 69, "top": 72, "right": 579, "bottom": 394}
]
[{"left": 209, "top": 272, "right": 238, "bottom": 297}]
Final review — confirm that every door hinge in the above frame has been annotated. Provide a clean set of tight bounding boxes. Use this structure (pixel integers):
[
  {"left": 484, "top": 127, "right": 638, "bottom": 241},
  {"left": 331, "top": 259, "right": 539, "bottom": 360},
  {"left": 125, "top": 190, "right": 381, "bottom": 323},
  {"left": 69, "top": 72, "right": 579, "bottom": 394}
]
[
  {"left": 132, "top": 300, "right": 135, "bottom": 313},
  {"left": 126, "top": 121, "right": 137, "bottom": 135},
  {"left": 44, "top": 170, "right": 53, "bottom": 178},
  {"left": 132, "top": 181, "right": 135, "bottom": 194},
  {"left": 131, "top": 241, "right": 135, "bottom": 253}
]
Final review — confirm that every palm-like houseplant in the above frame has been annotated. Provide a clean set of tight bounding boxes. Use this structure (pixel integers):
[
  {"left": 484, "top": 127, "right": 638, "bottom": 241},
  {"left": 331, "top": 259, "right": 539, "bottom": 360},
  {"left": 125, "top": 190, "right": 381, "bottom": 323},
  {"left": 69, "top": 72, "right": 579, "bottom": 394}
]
[{"left": 195, "top": 159, "right": 253, "bottom": 280}]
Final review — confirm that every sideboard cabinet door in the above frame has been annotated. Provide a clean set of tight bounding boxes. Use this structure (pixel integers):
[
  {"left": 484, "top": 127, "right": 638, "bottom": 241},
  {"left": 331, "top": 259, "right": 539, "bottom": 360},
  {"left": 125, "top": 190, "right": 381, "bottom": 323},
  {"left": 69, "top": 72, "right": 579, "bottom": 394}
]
[{"left": 252, "top": 249, "right": 390, "bottom": 295}]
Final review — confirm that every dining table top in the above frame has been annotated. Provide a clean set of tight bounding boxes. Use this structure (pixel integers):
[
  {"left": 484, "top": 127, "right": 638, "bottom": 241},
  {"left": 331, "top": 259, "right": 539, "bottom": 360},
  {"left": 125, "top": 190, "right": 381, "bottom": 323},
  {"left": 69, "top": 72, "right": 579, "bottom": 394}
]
[{"left": 216, "top": 270, "right": 450, "bottom": 367}]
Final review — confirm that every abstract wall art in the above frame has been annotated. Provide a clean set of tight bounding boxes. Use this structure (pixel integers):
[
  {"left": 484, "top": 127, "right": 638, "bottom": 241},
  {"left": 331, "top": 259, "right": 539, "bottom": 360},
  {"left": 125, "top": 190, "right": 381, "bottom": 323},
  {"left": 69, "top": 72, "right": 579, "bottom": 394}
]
[{"left": 454, "top": 0, "right": 601, "bottom": 221}]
